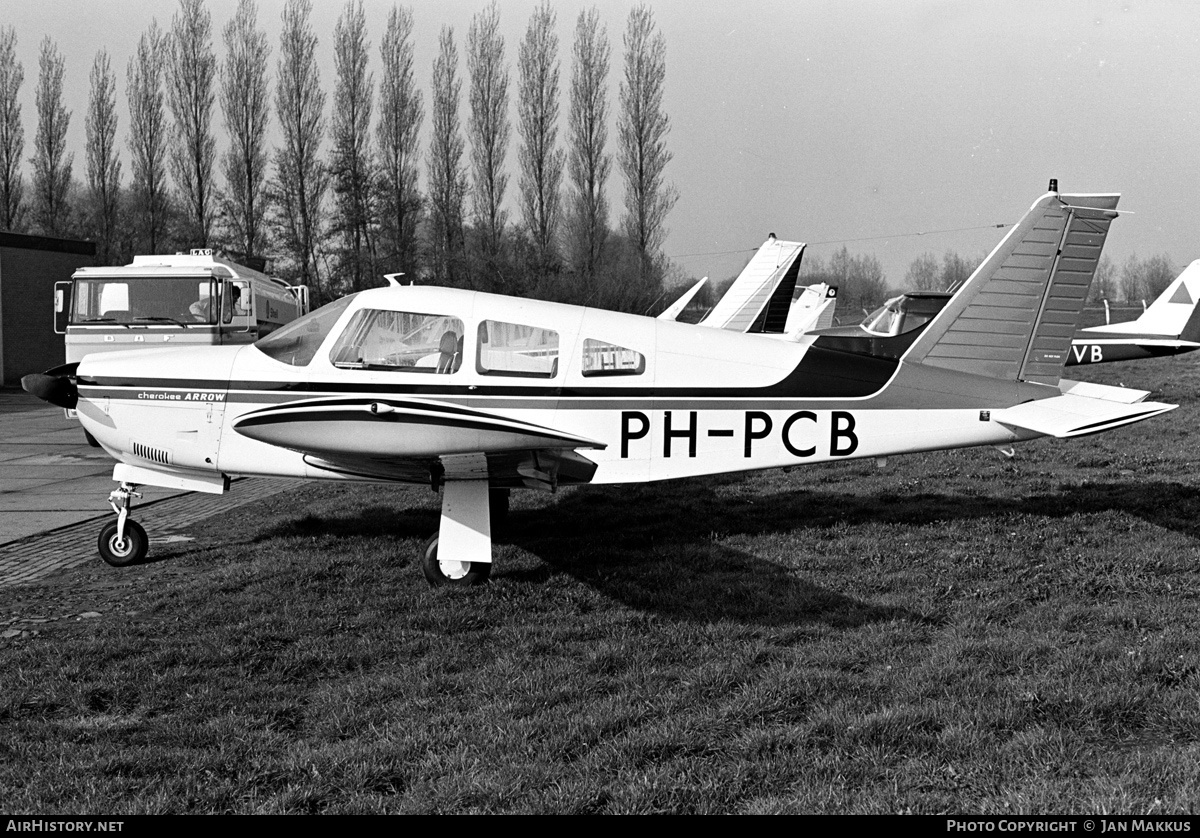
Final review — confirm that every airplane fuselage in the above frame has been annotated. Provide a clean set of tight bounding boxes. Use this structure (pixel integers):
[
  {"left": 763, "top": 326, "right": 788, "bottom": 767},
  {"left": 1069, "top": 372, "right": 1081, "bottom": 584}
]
[{"left": 73, "top": 285, "right": 1046, "bottom": 494}]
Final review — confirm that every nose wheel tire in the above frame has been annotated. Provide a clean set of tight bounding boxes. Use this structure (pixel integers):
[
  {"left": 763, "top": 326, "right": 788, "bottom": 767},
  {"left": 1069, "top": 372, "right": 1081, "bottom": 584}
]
[
  {"left": 420, "top": 534, "right": 492, "bottom": 587},
  {"left": 98, "top": 520, "right": 149, "bottom": 567}
]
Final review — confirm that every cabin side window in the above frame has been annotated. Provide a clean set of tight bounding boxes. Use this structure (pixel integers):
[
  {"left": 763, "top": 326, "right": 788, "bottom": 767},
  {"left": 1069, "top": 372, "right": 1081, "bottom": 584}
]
[
  {"left": 476, "top": 320, "right": 559, "bottom": 378},
  {"left": 329, "top": 309, "right": 465, "bottom": 373},
  {"left": 581, "top": 338, "right": 645, "bottom": 377}
]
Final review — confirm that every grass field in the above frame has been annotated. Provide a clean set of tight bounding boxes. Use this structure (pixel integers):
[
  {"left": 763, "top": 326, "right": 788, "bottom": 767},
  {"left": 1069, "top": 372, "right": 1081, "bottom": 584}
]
[{"left": 3, "top": 356, "right": 1200, "bottom": 814}]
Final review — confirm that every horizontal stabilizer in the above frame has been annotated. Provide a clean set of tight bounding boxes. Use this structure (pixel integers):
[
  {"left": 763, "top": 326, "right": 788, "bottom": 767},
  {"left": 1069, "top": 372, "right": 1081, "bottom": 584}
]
[
  {"left": 657, "top": 277, "right": 708, "bottom": 321},
  {"left": 993, "top": 393, "right": 1175, "bottom": 439}
]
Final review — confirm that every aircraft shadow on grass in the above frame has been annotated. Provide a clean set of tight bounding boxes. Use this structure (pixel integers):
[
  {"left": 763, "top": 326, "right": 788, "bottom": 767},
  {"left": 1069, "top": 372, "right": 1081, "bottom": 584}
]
[{"left": 240, "top": 475, "right": 1200, "bottom": 628}]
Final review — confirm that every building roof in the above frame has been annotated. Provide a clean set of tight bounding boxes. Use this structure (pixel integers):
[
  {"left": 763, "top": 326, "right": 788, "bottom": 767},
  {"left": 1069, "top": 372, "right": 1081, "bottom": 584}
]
[{"left": 0, "top": 231, "right": 96, "bottom": 256}]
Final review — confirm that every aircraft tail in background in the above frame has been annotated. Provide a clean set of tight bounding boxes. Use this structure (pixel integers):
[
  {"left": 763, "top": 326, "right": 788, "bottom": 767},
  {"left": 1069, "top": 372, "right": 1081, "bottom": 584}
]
[
  {"left": 1069, "top": 260, "right": 1200, "bottom": 364},
  {"left": 698, "top": 235, "right": 806, "bottom": 333}
]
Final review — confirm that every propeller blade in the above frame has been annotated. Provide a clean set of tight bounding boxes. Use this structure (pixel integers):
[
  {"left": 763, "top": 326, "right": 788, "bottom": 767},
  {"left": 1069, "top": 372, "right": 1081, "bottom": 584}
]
[{"left": 21, "top": 371, "right": 78, "bottom": 409}]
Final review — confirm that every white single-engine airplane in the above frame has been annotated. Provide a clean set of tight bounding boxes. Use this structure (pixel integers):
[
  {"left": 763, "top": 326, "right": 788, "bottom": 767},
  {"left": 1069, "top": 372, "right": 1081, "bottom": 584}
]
[{"left": 23, "top": 185, "right": 1177, "bottom": 585}]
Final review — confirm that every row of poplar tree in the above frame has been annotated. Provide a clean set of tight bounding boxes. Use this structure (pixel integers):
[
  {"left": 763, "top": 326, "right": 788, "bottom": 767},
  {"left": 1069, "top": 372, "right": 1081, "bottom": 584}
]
[{"left": 0, "top": 0, "right": 678, "bottom": 309}]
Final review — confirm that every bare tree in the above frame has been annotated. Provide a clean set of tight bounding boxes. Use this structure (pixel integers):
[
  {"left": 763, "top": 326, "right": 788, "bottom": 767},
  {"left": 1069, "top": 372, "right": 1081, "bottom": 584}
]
[
  {"left": 127, "top": 21, "right": 171, "bottom": 254},
  {"left": 220, "top": 0, "right": 270, "bottom": 260},
  {"left": 0, "top": 27, "right": 24, "bottom": 231},
  {"left": 86, "top": 50, "right": 122, "bottom": 263},
  {"left": 1143, "top": 254, "right": 1176, "bottom": 300},
  {"left": 517, "top": 1, "right": 564, "bottom": 271},
  {"left": 904, "top": 252, "right": 941, "bottom": 291},
  {"left": 618, "top": 4, "right": 676, "bottom": 282},
  {"left": 467, "top": 2, "right": 510, "bottom": 270},
  {"left": 1089, "top": 254, "right": 1116, "bottom": 303},
  {"left": 1119, "top": 254, "right": 1144, "bottom": 304},
  {"left": 427, "top": 25, "right": 466, "bottom": 286},
  {"left": 376, "top": 4, "right": 423, "bottom": 278},
  {"left": 30, "top": 37, "right": 72, "bottom": 236},
  {"left": 272, "top": 0, "right": 327, "bottom": 298},
  {"left": 329, "top": 0, "right": 376, "bottom": 293},
  {"left": 940, "top": 251, "right": 974, "bottom": 290},
  {"left": 566, "top": 7, "right": 611, "bottom": 278},
  {"left": 167, "top": 0, "right": 217, "bottom": 247},
  {"left": 826, "top": 246, "right": 887, "bottom": 311}
]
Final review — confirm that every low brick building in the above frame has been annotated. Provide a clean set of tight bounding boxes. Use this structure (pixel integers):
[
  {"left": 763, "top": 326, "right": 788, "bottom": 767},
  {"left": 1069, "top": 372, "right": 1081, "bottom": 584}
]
[{"left": 0, "top": 232, "right": 96, "bottom": 386}]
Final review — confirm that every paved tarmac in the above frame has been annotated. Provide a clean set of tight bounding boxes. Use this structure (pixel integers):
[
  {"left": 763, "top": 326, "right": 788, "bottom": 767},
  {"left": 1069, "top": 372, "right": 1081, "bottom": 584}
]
[
  {"left": 0, "top": 388, "right": 193, "bottom": 544},
  {"left": 0, "top": 388, "right": 293, "bottom": 587}
]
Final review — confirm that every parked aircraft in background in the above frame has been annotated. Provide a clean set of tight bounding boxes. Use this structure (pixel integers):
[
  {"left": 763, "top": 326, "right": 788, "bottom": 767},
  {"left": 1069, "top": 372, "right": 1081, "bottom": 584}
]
[
  {"left": 823, "top": 260, "right": 1200, "bottom": 367},
  {"left": 1070, "top": 260, "right": 1200, "bottom": 364},
  {"left": 22, "top": 185, "right": 1176, "bottom": 586},
  {"left": 659, "top": 234, "right": 838, "bottom": 338}
]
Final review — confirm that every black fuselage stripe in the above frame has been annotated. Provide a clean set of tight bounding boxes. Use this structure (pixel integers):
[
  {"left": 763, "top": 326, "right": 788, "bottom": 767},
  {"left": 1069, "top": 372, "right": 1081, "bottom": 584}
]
[{"left": 75, "top": 344, "right": 900, "bottom": 400}]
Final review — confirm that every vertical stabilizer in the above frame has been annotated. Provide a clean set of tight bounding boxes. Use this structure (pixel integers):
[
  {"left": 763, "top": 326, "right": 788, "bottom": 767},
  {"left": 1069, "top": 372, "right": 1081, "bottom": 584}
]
[
  {"left": 700, "top": 236, "right": 806, "bottom": 332},
  {"left": 783, "top": 283, "right": 838, "bottom": 338},
  {"left": 904, "top": 190, "right": 1120, "bottom": 385}
]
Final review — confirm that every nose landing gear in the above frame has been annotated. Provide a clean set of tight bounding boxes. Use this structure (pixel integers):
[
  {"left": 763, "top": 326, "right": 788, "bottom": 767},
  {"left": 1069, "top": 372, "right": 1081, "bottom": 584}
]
[{"left": 98, "top": 483, "right": 148, "bottom": 567}]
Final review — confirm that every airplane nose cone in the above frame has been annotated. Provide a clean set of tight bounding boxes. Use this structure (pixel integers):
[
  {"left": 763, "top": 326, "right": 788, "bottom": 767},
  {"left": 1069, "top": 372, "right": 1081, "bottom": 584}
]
[{"left": 21, "top": 365, "right": 78, "bottom": 409}]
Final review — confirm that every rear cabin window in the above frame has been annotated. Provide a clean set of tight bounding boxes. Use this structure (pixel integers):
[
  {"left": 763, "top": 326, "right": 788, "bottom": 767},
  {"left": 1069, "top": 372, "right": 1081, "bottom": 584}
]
[
  {"left": 255, "top": 294, "right": 357, "bottom": 366},
  {"left": 477, "top": 320, "right": 559, "bottom": 378},
  {"left": 330, "top": 309, "right": 465, "bottom": 373},
  {"left": 581, "top": 339, "right": 645, "bottom": 377}
]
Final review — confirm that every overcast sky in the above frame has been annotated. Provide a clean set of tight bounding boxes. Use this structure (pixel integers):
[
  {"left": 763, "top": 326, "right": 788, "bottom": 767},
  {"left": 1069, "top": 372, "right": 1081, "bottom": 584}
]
[{"left": 8, "top": 0, "right": 1199, "bottom": 289}]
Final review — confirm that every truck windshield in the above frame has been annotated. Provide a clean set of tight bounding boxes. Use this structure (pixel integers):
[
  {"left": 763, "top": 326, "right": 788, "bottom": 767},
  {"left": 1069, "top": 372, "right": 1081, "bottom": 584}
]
[
  {"left": 255, "top": 294, "right": 358, "bottom": 367},
  {"left": 72, "top": 277, "right": 217, "bottom": 325}
]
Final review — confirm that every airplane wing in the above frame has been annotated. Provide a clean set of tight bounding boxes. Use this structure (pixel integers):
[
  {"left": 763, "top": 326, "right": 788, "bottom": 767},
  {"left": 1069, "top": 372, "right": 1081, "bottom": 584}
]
[
  {"left": 231, "top": 396, "right": 605, "bottom": 490},
  {"left": 302, "top": 448, "right": 600, "bottom": 491}
]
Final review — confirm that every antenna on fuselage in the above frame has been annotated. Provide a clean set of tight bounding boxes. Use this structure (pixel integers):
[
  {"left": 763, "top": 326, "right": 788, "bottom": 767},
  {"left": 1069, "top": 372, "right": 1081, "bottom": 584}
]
[{"left": 383, "top": 273, "right": 404, "bottom": 288}]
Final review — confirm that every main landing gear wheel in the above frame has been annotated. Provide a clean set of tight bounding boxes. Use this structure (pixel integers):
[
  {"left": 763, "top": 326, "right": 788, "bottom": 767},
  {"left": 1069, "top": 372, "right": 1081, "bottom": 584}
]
[
  {"left": 97, "top": 519, "right": 148, "bottom": 567},
  {"left": 420, "top": 534, "right": 492, "bottom": 587}
]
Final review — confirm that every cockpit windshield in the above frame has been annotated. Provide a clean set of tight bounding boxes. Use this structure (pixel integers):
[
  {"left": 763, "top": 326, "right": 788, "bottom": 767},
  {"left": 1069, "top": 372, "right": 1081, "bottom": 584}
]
[
  {"left": 859, "top": 294, "right": 947, "bottom": 337},
  {"left": 860, "top": 298, "right": 903, "bottom": 336},
  {"left": 255, "top": 294, "right": 358, "bottom": 366}
]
